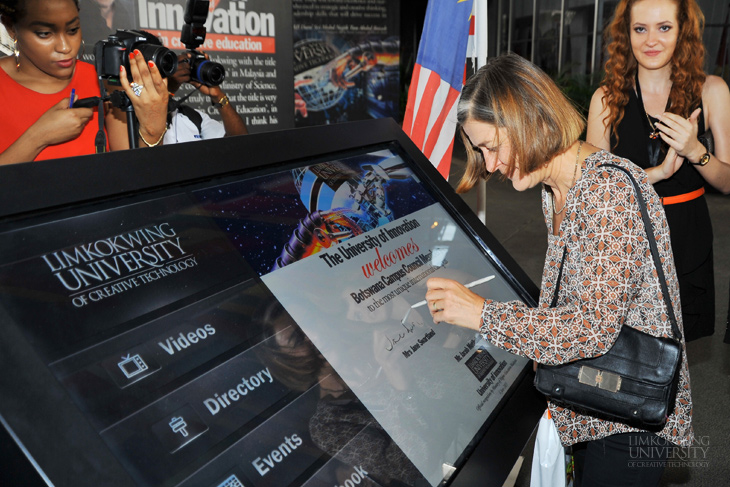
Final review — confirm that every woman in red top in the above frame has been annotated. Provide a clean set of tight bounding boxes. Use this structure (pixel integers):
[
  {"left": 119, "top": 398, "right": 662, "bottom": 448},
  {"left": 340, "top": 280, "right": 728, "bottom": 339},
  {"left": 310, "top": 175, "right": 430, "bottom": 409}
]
[{"left": 0, "top": 0, "right": 168, "bottom": 165}]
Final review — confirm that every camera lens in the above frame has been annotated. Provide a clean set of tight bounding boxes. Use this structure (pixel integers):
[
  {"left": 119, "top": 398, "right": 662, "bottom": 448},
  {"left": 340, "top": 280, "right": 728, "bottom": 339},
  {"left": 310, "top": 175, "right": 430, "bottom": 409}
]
[
  {"left": 194, "top": 60, "right": 226, "bottom": 86},
  {"left": 135, "top": 44, "right": 178, "bottom": 78}
]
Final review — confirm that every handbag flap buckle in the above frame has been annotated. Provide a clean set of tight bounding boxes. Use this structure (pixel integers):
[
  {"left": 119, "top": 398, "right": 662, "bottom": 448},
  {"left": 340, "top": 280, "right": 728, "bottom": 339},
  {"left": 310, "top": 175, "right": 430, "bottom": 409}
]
[{"left": 578, "top": 366, "right": 622, "bottom": 393}]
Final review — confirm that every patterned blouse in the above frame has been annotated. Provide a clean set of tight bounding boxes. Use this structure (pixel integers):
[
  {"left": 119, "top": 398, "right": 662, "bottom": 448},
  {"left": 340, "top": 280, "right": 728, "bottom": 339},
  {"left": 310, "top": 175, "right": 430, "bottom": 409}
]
[{"left": 479, "top": 150, "right": 694, "bottom": 447}]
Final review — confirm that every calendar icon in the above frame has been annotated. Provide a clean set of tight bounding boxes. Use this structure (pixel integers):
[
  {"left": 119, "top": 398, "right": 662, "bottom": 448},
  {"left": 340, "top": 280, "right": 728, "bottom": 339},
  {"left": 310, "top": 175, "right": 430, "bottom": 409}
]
[
  {"left": 117, "top": 354, "right": 149, "bottom": 379},
  {"left": 217, "top": 474, "right": 244, "bottom": 487}
]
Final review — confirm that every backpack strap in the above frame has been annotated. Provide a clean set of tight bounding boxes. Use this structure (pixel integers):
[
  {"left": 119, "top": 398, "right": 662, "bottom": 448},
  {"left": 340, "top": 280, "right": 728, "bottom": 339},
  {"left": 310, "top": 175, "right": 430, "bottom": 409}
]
[{"left": 168, "top": 97, "right": 204, "bottom": 136}]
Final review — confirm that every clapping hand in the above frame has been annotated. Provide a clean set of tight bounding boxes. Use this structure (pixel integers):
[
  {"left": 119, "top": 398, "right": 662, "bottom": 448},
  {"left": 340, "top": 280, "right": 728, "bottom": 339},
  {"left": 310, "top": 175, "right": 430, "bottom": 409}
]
[
  {"left": 650, "top": 147, "right": 685, "bottom": 182},
  {"left": 657, "top": 108, "right": 705, "bottom": 162}
]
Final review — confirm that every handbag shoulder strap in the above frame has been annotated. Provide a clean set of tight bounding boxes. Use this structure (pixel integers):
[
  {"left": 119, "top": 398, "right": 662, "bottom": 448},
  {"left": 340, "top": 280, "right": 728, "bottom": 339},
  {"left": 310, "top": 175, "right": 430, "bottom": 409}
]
[
  {"left": 598, "top": 163, "right": 682, "bottom": 341},
  {"left": 548, "top": 163, "right": 681, "bottom": 341},
  {"left": 549, "top": 247, "right": 568, "bottom": 308}
]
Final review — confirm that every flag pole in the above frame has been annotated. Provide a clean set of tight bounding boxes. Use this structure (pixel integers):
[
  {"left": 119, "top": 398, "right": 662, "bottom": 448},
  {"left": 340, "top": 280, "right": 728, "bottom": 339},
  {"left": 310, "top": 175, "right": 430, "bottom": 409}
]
[{"left": 471, "top": 0, "right": 489, "bottom": 225}]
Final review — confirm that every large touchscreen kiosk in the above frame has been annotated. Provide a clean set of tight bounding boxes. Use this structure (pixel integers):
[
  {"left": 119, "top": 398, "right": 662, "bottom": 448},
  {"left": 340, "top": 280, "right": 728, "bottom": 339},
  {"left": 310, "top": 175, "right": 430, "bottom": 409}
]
[
  {"left": 0, "top": 119, "right": 542, "bottom": 487},
  {"left": 194, "top": 149, "right": 529, "bottom": 485}
]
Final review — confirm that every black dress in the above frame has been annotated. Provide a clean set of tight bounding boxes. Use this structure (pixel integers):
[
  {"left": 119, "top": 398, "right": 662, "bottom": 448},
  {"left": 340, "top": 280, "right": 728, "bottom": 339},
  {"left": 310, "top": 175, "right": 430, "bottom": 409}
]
[{"left": 611, "top": 90, "right": 715, "bottom": 341}]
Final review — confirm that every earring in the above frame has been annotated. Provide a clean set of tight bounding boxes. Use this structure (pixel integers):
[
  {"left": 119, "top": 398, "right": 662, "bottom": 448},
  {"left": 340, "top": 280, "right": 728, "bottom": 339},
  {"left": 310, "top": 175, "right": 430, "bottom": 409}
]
[
  {"left": 13, "top": 38, "right": 19, "bottom": 70},
  {"left": 77, "top": 40, "right": 85, "bottom": 60}
]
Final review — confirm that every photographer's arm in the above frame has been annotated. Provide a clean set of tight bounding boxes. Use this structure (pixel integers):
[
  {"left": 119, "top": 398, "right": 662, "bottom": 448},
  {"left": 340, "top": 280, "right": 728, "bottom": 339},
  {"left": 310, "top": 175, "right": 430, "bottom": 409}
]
[
  {"left": 187, "top": 51, "right": 247, "bottom": 137},
  {"left": 206, "top": 86, "right": 248, "bottom": 136}
]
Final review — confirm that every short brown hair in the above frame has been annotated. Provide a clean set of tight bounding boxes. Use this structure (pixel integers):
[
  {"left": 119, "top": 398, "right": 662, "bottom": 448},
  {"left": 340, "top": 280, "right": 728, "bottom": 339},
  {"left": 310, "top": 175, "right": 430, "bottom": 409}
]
[{"left": 456, "top": 53, "right": 585, "bottom": 193}]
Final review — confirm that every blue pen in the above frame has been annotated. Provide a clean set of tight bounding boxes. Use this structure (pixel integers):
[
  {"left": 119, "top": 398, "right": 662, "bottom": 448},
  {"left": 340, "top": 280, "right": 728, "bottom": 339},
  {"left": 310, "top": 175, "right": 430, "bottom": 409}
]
[{"left": 69, "top": 89, "right": 75, "bottom": 108}]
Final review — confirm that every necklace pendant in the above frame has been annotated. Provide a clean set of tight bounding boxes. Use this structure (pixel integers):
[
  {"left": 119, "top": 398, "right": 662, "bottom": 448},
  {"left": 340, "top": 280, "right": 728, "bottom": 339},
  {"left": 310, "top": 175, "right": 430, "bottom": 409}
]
[{"left": 649, "top": 131, "right": 660, "bottom": 140}]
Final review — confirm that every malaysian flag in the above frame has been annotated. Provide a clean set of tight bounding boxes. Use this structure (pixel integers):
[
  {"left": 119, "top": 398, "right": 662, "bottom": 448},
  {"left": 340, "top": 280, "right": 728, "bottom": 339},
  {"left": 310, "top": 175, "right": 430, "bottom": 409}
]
[{"left": 402, "top": 0, "right": 474, "bottom": 179}]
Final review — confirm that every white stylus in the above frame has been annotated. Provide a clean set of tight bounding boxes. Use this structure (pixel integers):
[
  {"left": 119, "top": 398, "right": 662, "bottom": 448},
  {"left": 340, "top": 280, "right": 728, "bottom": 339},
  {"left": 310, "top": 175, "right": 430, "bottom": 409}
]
[
  {"left": 401, "top": 275, "right": 495, "bottom": 324},
  {"left": 410, "top": 275, "right": 496, "bottom": 309}
]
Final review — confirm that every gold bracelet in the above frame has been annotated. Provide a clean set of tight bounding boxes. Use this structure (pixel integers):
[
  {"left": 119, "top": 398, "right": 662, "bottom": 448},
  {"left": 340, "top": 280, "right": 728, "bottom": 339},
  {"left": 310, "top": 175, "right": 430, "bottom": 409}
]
[
  {"left": 214, "top": 95, "right": 230, "bottom": 108},
  {"left": 139, "top": 127, "right": 167, "bottom": 147}
]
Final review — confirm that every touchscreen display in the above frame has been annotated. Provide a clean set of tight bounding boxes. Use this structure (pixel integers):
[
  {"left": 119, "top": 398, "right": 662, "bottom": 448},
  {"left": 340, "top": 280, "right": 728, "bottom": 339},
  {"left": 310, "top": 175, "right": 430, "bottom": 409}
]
[{"left": 0, "top": 144, "right": 532, "bottom": 487}]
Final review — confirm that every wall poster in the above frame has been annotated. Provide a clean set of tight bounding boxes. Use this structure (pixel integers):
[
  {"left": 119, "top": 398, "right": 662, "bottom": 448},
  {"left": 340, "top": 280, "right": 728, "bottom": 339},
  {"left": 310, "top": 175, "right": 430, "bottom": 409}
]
[
  {"left": 79, "top": 0, "right": 400, "bottom": 133},
  {"left": 292, "top": 0, "right": 400, "bottom": 126},
  {"left": 81, "top": 0, "right": 295, "bottom": 132}
]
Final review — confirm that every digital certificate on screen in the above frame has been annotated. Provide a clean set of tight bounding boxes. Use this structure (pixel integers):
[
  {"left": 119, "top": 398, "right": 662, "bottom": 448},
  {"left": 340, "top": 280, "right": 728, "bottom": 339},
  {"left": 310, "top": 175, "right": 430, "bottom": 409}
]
[{"left": 0, "top": 134, "right": 535, "bottom": 487}]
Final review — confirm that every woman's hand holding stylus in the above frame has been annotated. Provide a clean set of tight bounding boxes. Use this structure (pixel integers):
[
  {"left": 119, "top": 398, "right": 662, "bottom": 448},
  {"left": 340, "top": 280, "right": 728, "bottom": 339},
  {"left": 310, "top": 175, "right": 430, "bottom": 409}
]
[{"left": 425, "top": 277, "right": 485, "bottom": 329}]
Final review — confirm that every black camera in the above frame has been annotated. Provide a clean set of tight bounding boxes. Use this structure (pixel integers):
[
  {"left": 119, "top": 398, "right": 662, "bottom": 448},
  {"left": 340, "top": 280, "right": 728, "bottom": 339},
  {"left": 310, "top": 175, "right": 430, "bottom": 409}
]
[
  {"left": 186, "top": 51, "right": 225, "bottom": 86},
  {"left": 180, "top": 0, "right": 225, "bottom": 86},
  {"left": 95, "top": 29, "right": 178, "bottom": 85}
]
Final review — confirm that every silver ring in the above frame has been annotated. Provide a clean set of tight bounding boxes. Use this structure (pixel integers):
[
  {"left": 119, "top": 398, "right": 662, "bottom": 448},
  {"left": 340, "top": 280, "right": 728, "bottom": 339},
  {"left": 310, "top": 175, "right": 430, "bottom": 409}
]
[{"left": 131, "top": 82, "right": 144, "bottom": 97}]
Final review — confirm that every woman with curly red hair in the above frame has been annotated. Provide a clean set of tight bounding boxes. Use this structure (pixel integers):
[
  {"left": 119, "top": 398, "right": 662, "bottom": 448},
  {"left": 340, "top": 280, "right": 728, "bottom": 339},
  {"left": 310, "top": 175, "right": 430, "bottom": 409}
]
[{"left": 587, "top": 0, "right": 730, "bottom": 343}]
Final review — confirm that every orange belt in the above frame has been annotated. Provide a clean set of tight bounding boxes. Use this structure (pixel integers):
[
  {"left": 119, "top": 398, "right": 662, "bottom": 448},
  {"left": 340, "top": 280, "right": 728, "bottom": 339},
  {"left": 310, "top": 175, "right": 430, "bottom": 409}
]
[{"left": 660, "top": 187, "right": 705, "bottom": 206}]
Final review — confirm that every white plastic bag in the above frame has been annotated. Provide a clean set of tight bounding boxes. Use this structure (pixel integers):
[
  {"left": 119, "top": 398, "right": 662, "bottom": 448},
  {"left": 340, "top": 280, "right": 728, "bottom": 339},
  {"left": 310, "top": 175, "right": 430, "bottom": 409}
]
[{"left": 530, "top": 410, "right": 566, "bottom": 487}]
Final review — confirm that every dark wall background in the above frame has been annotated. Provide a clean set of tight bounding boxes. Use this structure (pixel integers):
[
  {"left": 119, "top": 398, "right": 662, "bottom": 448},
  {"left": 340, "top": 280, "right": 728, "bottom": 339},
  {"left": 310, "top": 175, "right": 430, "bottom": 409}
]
[{"left": 398, "top": 0, "right": 427, "bottom": 122}]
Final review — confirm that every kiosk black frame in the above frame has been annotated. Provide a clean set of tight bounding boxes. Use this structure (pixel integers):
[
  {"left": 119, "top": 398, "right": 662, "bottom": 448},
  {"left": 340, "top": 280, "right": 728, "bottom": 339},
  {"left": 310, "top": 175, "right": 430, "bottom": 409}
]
[{"left": 0, "top": 118, "right": 544, "bottom": 487}]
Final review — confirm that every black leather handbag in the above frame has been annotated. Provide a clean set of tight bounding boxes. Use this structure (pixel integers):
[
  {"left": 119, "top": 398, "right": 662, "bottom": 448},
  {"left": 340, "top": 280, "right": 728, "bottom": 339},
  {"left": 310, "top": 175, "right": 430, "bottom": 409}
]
[{"left": 534, "top": 164, "right": 683, "bottom": 430}]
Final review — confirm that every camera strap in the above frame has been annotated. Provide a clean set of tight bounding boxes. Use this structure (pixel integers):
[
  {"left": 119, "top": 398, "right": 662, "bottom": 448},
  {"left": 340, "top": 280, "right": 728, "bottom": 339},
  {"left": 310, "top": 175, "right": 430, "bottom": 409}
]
[{"left": 95, "top": 77, "right": 107, "bottom": 153}]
